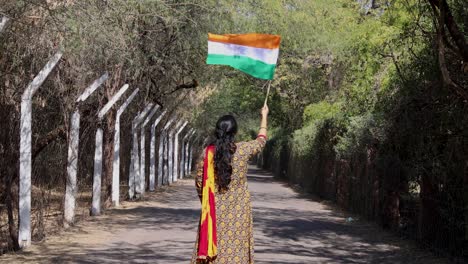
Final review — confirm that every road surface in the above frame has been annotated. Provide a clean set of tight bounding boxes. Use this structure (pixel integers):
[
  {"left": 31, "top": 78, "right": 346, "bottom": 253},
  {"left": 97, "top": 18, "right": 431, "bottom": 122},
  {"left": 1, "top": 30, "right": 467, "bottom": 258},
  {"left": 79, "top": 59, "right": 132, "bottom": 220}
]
[{"left": 2, "top": 166, "right": 447, "bottom": 263}]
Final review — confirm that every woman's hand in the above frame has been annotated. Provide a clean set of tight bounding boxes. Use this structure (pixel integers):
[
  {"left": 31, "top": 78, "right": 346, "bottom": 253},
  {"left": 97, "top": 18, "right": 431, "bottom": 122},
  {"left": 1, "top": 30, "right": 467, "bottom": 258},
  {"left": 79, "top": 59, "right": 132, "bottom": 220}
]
[
  {"left": 261, "top": 104, "right": 269, "bottom": 117},
  {"left": 258, "top": 104, "right": 268, "bottom": 136}
]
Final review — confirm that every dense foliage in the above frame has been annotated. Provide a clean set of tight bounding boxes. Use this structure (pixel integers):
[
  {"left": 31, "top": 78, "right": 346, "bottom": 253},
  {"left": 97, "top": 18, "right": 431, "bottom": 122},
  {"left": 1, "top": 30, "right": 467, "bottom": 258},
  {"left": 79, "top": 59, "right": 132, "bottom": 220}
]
[
  {"left": 192, "top": 0, "right": 468, "bottom": 259},
  {"left": 0, "top": 0, "right": 467, "bottom": 259},
  {"left": 0, "top": 0, "right": 212, "bottom": 251}
]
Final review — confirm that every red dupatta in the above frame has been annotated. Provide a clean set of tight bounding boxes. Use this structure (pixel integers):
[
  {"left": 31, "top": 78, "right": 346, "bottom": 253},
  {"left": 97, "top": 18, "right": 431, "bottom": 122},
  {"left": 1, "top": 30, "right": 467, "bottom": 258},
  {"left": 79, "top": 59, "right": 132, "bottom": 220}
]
[{"left": 197, "top": 145, "right": 217, "bottom": 260}]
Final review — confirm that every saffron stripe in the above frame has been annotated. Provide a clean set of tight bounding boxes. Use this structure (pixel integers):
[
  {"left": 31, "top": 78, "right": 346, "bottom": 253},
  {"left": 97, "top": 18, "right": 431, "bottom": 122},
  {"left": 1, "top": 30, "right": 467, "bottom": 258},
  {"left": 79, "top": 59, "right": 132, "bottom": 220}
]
[
  {"left": 206, "top": 54, "right": 276, "bottom": 80},
  {"left": 208, "top": 33, "right": 281, "bottom": 49},
  {"left": 208, "top": 41, "right": 279, "bottom": 65}
]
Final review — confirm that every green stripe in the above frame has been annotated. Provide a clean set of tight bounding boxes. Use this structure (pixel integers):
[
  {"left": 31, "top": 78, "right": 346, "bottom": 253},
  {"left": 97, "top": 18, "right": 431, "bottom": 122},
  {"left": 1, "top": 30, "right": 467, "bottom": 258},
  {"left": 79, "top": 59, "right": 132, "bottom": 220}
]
[{"left": 206, "top": 54, "right": 276, "bottom": 80}]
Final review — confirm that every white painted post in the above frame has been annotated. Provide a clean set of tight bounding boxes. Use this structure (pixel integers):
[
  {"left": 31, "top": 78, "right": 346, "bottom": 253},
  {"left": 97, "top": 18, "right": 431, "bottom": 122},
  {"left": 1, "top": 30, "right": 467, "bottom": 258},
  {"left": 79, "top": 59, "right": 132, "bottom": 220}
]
[
  {"left": 162, "top": 135, "right": 168, "bottom": 185},
  {"left": 130, "top": 105, "right": 153, "bottom": 199},
  {"left": 112, "top": 88, "right": 139, "bottom": 206},
  {"left": 180, "top": 128, "right": 193, "bottom": 179},
  {"left": 76, "top": 73, "right": 109, "bottom": 103},
  {"left": 157, "top": 130, "right": 166, "bottom": 187},
  {"left": 138, "top": 105, "right": 159, "bottom": 197},
  {"left": 0, "top": 16, "right": 9, "bottom": 32},
  {"left": 164, "top": 134, "right": 171, "bottom": 185},
  {"left": 19, "top": 51, "right": 62, "bottom": 248},
  {"left": 188, "top": 133, "right": 198, "bottom": 174},
  {"left": 183, "top": 129, "right": 195, "bottom": 176},
  {"left": 64, "top": 111, "right": 81, "bottom": 227},
  {"left": 91, "top": 128, "right": 104, "bottom": 215},
  {"left": 149, "top": 110, "right": 167, "bottom": 191},
  {"left": 173, "top": 121, "right": 188, "bottom": 182},
  {"left": 91, "top": 84, "right": 130, "bottom": 216},
  {"left": 128, "top": 103, "right": 153, "bottom": 199},
  {"left": 129, "top": 112, "right": 140, "bottom": 200},
  {"left": 168, "top": 121, "right": 183, "bottom": 184},
  {"left": 185, "top": 130, "right": 196, "bottom": 176},
  {"left": 183, "top": 133, "right": 190, "bottom": 177},
  {"left": 64, "top": 73, "right": 108, "bottom": 227},
  {"left": 97, "top": 86, "right": 130, "bottom": 121},
  {"left": 160, "top": 117, "right": 176, "bottom": 186},
  {"left": 189, "top": 149, "right": 194, "bottom": 173},
  {"left": 180, "top": 139, "right": 185, "bottom": 179}
]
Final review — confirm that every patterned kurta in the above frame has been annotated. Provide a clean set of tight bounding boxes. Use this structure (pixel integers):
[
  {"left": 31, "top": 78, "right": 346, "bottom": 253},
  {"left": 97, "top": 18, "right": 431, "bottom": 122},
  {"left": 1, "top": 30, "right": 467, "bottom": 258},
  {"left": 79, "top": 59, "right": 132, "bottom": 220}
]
[{"left": 191, "top": 138, "right": 266, "bottom": 264}]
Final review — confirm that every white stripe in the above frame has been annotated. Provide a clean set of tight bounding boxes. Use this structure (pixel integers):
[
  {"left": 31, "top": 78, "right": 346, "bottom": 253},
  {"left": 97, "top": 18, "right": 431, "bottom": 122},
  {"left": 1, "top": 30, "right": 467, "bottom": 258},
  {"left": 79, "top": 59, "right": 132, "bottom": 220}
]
[{"left": 208, "top": 41, "right": 279, "bottom": 65}]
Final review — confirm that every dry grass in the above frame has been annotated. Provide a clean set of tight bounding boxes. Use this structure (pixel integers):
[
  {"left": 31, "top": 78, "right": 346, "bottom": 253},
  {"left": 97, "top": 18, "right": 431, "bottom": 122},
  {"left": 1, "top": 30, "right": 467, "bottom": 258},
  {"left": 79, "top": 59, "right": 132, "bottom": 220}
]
[{"left": 0, "top": 184, "right": 95, "bottom": 254}]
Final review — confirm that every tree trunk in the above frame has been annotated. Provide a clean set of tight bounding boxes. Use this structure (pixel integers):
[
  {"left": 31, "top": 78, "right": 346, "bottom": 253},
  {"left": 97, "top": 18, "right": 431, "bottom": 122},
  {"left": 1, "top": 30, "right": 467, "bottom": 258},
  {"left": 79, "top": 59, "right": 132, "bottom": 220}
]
[
  {"left": 101, "top": 66, "right": 122, "bottom": 209},
  {"left": 432, "top": 0, "right": 468, "bottom": 101},
  {"left": 419, "top": 173, "right": 439, "bottom": 242},
  {"left": 464, "top": 159, "right": 468, "bottom": 243},
  {"left": 428, "top": 0, "right": 468, "bottom": 73},
  {"left": 0, "top": 104, "right": 20, "bottom": 250},
  {"left": 103, "top": 110, "right": 116, "bottom": 208},
  {"left": 6, "top": 167, "right": 19, "bottom": 251}
]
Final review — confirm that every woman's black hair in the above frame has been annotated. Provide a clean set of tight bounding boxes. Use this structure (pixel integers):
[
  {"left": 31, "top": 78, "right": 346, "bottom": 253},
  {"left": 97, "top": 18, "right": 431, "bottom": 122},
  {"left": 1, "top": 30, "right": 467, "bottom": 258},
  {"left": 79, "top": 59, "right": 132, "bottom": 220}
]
[{"left": 213, "top": 115, "right": 238, "bottom": 191}]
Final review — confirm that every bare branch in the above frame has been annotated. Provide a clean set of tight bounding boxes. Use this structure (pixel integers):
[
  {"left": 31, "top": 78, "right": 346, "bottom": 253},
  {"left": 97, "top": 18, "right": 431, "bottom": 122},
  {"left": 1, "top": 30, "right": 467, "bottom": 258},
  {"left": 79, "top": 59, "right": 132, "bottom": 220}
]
[
  {"left": 428, "top": 0, "right": 468, "bottom": 63},
  {"left": 32, "top": 125, "right": 66, "bottom": 161},
  {"left": 433, "top": 0, "right": 468, "bottom": 101},
  {"left": 166, "top": 79, "right": 199, "bottom": 95}
]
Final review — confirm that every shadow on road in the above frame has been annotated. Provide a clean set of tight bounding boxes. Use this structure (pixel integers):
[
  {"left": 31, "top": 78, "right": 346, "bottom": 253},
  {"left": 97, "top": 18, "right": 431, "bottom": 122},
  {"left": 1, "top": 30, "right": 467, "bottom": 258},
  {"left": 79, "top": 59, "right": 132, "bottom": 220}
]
[
  {"left": 1, "top": 166, "right": 450, "bottom": 264},
  {"left": 247, "top": 166, "right": 448, "bottom": 264}
]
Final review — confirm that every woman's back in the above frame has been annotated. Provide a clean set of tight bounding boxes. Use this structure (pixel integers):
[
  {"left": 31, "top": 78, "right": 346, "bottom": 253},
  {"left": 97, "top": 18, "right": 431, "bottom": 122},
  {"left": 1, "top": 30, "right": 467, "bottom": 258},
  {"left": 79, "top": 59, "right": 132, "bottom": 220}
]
[
  {"left": 223, "top": 139, "right": 265, "bottom": 190},
  {"left": 192, "top": 106, "right": 268, "bottom": 263},
  {"left": 191, "top": 138, "right": 265, "bottom": 264}
]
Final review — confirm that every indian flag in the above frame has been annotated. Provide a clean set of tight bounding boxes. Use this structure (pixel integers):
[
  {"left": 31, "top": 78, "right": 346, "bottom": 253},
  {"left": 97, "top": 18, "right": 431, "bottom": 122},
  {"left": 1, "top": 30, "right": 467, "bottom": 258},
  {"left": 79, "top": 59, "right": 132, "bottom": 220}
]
[{"left": 207, "top": 33, "right": 281, "bottom": 80}]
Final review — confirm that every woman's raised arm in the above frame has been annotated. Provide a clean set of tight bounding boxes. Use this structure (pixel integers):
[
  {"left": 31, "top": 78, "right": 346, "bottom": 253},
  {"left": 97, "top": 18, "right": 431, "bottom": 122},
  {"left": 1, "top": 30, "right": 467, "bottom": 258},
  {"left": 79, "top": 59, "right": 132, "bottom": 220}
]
[{"left": 258, "top": 104, "right": 269, "bottom": 138}]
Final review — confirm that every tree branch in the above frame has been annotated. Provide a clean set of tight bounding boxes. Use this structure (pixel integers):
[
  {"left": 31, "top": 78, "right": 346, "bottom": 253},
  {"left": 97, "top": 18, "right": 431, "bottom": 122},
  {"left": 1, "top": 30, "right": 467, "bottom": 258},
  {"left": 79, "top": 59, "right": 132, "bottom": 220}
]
[
  {"left": 428, "top": 0, "right": 468, "bottom": 64},
  {"left": 174, "top": 79, "right": 199, "bottom": 91},
  {"left": 32, "top": 125, "right": 67, "bottom": 161},
  {"left": 163, "top": 79, "right": 199, "bottom": 96},
  {"left": 434, "top": 1, "right": 468, "bottom": 102}
]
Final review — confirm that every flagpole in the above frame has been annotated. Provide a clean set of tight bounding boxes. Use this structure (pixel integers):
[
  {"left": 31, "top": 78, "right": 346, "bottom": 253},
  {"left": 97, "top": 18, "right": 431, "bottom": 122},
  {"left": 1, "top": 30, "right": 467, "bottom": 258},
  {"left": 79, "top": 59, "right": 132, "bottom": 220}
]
[{"left": 264, "top": 80, "right": 272, "bottom": 107}]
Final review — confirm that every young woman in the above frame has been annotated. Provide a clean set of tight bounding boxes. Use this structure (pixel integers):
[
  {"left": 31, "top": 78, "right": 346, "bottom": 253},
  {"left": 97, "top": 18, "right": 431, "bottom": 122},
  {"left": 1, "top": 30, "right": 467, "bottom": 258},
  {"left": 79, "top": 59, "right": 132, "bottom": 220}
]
[{"left": 191, "top": 105, "right": 269, "bottom": 264}]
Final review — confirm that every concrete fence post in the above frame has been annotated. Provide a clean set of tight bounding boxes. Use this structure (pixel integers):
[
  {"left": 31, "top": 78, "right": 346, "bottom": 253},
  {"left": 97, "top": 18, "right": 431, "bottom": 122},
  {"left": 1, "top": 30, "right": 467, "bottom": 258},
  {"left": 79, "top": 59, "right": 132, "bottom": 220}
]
[
  {"left": 160, "top": 117, "right": 176, "bottom": 186},
  {"left": 180, "top": 128, "right": 194, "bottom": 178},
  {"left": 64, "top": 73, "right": 108, "bottom": 227},
  {"left": 129, "top": 112, "right": 140, "bottom": 199},
  {"left": 138, "top": 105, "right": 159, "bottom": 197},
  {"left": 163, "top": 135, "right": 169, "bottom": 185},
  {"left": 168, "top": 121, "right": 183, "bottom": 184},
  {"left": 112, "top": 88, "right": 139, "bottom": 206},
  {"left": 149, "top": 110, "right": 167, "bottom": 191},
  {"left": 157, "top": 125, "right": 167, "bottom": 187},
  {"left": 91, "top": 84, "right": 130, "bottom": 216},
  {"left": 18, "top": 51, "right": 62, "bottom": 248},
  {"left": 173, "top": 121, "right": 188, "bottom": 182},
  {"left": 184, "top": 132, "right": 191, "bottom": 177},
  {"left": 0, "top": 16, "right": 9, "bottom": 32},
  {"left": 185, "top": 130, "right": 196, "bottom": 176},
  {"left": 128, "top": 103, "right": 153, "bottom": 199},
  {"left": 188, "top": 134, "right": 197, "bottom": 174}
]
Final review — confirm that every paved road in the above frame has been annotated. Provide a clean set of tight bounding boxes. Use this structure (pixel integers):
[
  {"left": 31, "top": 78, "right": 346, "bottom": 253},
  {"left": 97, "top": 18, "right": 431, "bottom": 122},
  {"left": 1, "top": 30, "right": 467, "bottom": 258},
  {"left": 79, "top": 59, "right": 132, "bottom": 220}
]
[{"left": 2, "top": 166, "right": 447, "bottom": 263}]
